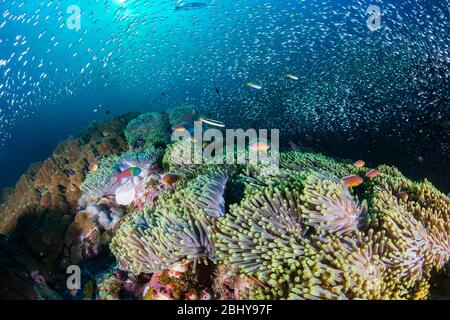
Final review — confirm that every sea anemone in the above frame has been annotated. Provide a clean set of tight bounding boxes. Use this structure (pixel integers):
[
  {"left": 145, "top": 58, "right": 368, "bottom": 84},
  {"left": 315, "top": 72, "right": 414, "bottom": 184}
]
[
  {"left": 288, "top": 231, "right": 398, "bottom": 300},
  {"left": 80, "top": 148, "right": 160, "bottom": 203},
  {"left": 80, "top": 155, "right": 122, "bottom": 200},
  {"left": 214, "top": 178, "right": 307, "bottom": 297},
  {"left": 163, "top": 139, "right": 204, "bottom": 176},
  {"left": 280, "top": 151, "right": 356, "bottom": 178},
  {"left": 120, "top": 147, "right": 162, "bottom": 172},
  {"left": 111, "top": 169, "right": 229, "bottom": 274},
  {"left": 372, "top": 190, "right": 433, "bottom": 286}
]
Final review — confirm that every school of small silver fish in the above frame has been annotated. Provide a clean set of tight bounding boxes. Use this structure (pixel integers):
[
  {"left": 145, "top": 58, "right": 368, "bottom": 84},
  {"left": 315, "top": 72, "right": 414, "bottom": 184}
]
[{"left": 0, "top": 0, "right": 448, "bottom": 156}]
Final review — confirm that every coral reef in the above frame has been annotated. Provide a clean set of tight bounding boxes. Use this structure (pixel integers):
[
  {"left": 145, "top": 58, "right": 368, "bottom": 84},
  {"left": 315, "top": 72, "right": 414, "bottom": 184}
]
[{"left": 0, "top": 113, "right": 136, "bottom": 234}]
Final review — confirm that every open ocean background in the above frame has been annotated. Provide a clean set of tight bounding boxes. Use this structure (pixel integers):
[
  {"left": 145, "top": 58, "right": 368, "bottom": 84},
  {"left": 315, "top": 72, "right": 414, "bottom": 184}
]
[{"left": 0, "top": 0, "right": 448, "bottom": 192}]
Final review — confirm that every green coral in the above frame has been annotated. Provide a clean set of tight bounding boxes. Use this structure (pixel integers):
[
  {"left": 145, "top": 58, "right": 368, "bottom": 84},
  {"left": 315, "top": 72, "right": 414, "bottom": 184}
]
[
  {"left": 167, "top": 105, "right": 199, "bottom": 128},
  {"left": 125, "top": 112, "right": 169, "bottom": 150}
]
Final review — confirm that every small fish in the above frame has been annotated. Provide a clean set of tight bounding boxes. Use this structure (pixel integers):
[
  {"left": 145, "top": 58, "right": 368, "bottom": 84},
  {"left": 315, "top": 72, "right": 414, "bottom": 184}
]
[
  {"left": 250, "top": 142, "right": 270, "bottom": 152},
  {"left": 115, "top": 167, "right": 141, "bottom": 183},
  {"left": 162, "top": 92, "right": 165, "bottom": 96},
  {"left": 354, "top": 160, "right": 366, "bottom": 167},
  {"left": 342, "top": 175, "right": 364, "bottom": 187},
  {"left": 89, "top": 162, "right": 98, "bottom": 173},
  {"left": 285, "top": 73, "right": 299, "bottom": 80},
  {"left": 105, "top": 110, "right": 110, "bottom": 114},
  {"left": 398, "top": 192, "right": 409, "bottom": 202},
  {"left": 161, "top": 173, "right": 182, "bottom": 186},
  {"left": 246, "top": 82, "right": 262, "bottom": 90},
  {"left": 289, "top": 140, "right": 300, "bottom": 151},
  {"left": 215, "top": 87, "right": 220, "bottom": 94},
  {"left": 93, "top": 109, "right": 98, "bottom": 113},
  {"left": 365, "top": 169, "right": 382, "bottom": 179},
  {"left": 198, "top": 117, "right": 225, "bottom": 128}
]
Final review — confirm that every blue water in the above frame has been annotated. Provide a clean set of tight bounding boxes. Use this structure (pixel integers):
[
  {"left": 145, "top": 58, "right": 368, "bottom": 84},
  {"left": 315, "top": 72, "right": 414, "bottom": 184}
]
[{"left": 0, "top": 0, "right": 448, "bottom": 191}]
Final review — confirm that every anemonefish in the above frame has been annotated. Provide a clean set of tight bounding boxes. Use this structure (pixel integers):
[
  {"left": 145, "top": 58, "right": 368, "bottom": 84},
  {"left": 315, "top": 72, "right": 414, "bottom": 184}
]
[
  {"left": 173, "top": 125, "right": 188, "bottom": 132},
  {"left": 161, "top": 173, "right": 182, "bottom": 186},
  {"left": 354, "top": 160, "right": 366, "bottom": 167},
  {"left": 250, "top": 142, "right": 271, "bottom": 152},
  {"left": 398, "top": 192, "right": 409, "bottom": 202},
  {"left": 342, "top": 175, "right": 364, "bottom": 187},
  {"left": 365, "top": 169, "right": 382, "bottom": 179}
]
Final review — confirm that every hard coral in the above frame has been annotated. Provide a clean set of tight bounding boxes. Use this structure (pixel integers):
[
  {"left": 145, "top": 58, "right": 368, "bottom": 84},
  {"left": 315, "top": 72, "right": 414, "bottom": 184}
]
[{"left": 124, "top": 112, "right": 170, "bottom": 151}]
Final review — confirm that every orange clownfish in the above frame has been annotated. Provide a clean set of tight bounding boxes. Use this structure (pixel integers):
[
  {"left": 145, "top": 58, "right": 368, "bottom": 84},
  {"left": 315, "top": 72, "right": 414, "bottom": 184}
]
[
  {"left": 250, "top": 142, "right": 270, "bottom": 152},
  {"left": 161, "top": 173, "right": 182, "bottom": 186},
  {"left": 354, "top": 160, "right": 366, "bottom": 168}
]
